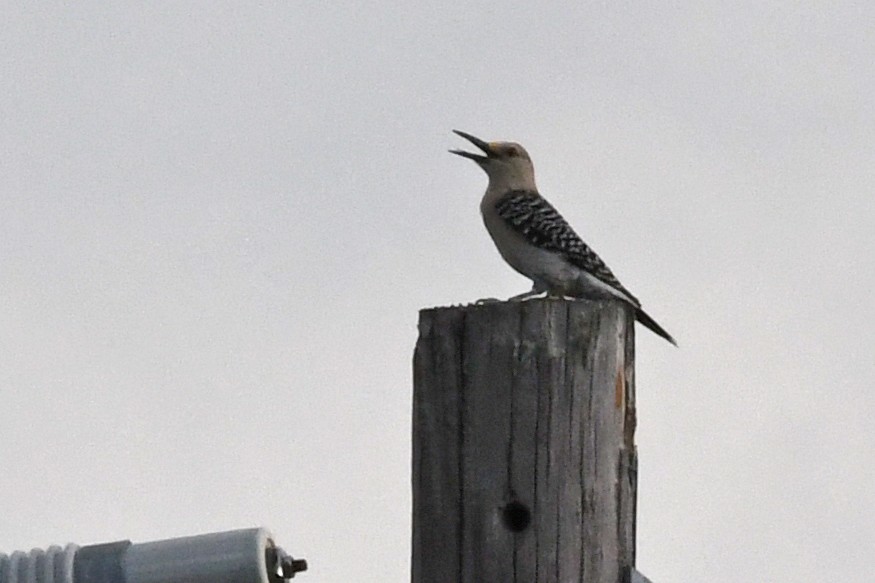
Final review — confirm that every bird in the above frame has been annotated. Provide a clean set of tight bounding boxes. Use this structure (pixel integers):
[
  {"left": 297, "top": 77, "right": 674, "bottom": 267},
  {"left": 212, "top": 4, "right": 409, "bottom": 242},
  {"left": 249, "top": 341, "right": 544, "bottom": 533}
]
[{"left": 450, "top": 129, "right": 676, "bottom": 346}]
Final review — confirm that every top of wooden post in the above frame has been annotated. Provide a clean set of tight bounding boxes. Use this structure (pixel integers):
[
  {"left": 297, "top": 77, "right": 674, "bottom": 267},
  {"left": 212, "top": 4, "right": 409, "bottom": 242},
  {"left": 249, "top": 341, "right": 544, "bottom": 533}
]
[{"left": 413, "top": 298, "right": 639, "bottom": 583}]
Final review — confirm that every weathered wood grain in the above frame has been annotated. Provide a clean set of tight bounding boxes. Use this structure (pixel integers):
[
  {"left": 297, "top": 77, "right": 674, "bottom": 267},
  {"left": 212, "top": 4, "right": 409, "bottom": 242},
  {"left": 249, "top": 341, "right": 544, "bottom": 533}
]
[{"left": 412, "top": 299, "right": 638, "bottom": 583}]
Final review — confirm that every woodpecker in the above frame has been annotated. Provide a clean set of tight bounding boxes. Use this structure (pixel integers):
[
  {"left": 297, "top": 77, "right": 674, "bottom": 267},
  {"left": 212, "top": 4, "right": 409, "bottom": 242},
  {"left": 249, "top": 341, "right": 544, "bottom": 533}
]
[{"left": 450, "top": 129, "right": 676, "bottom": 346}]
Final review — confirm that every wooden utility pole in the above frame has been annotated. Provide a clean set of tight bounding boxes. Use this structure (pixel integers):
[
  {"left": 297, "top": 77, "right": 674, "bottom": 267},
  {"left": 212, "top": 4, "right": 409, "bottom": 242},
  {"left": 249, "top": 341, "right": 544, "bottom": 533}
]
[{"left": 412, "top": 299, "right": 638, "bottom": 583}]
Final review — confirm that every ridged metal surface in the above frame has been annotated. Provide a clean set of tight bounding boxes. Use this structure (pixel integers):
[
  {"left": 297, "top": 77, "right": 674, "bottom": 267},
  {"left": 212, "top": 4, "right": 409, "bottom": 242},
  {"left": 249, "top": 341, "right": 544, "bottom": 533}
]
[{"left": 0, "top": 545, "right": 78, "bottom": 583}]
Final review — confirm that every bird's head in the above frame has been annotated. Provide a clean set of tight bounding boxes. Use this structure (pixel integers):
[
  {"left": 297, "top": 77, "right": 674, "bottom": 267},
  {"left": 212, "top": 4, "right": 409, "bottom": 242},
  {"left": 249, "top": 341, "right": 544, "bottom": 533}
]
[{"left": 450, "top": 130, "right": 536, "bottom": 191}]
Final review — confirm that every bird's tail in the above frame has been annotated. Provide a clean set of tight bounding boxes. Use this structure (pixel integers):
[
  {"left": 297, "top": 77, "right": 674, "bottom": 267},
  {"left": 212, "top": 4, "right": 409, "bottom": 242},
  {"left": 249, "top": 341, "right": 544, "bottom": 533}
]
[{"left": 635, "top": 307, "right": 677, "bottom": 346}]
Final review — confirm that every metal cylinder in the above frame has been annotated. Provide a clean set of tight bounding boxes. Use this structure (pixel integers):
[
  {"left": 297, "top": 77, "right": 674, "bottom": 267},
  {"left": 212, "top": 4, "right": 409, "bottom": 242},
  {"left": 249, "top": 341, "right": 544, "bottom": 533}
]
[
  {"left": 124, "top": 529, "right": 273, "bottom": 583},
  {"left": 1, "top": 528, "right": 305, "bottom": 583}
]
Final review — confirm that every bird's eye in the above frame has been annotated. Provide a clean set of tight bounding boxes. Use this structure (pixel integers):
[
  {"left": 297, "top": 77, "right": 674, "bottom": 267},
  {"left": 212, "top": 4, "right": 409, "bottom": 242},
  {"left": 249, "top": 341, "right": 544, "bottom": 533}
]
[{"left": 506, "top": 147, "right": 519, "bottom": 158}]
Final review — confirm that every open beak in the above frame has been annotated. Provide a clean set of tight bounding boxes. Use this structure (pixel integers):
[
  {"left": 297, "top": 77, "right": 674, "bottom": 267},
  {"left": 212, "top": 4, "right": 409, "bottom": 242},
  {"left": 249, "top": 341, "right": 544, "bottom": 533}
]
[{"left": 450, "top": 130, "right": 493, "bottom": 163}]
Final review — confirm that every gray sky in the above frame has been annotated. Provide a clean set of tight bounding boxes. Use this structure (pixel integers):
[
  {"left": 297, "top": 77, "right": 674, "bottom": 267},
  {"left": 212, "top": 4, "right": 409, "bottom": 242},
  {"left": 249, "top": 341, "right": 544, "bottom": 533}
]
[{"left": 2, "top": 2, "right": 873, "bottom": 582}]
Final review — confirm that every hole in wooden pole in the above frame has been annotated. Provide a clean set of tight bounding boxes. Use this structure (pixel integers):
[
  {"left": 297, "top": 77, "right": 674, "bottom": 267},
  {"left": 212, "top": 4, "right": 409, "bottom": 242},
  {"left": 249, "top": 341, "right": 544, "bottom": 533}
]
[{"left": 501, "top": 500, "right": 531, "bottom": 532}]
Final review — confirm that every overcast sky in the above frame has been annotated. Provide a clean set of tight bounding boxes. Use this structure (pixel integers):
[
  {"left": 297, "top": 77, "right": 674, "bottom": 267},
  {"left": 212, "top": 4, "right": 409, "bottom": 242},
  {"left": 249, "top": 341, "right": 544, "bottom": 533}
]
[{"left": 2, "top": 3, "right": 874, "bottom": 582}]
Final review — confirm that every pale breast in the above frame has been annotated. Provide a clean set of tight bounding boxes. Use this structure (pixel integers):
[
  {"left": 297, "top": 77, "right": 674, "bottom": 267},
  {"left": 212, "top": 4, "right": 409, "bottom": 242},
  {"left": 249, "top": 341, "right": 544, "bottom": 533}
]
[{"left": 481, "top": 206, "right": 580, "bottom": 291}]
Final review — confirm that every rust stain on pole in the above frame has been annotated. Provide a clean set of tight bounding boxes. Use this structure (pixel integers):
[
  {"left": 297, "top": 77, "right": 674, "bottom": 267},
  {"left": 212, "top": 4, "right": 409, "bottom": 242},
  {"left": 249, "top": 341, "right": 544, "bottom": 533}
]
[{"left": 615, "top": 368, "right": 625, "bottom": 410}]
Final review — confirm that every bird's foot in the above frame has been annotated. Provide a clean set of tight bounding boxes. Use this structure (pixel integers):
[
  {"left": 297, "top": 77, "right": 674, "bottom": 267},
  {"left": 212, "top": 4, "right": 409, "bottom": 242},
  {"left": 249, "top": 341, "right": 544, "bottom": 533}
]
[
  {"left": 474, "top": 297, "right": 502, "bottom": 305},
  {"left": 508, "top": 289, "right": 548, "bottom": 302}
]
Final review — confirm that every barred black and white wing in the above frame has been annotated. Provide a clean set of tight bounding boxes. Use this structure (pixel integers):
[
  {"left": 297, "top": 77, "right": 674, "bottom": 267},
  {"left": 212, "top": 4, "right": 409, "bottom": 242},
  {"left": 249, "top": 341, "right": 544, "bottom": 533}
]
[{"left": 493, "top": 189, "right": 641, "bottom": 306}]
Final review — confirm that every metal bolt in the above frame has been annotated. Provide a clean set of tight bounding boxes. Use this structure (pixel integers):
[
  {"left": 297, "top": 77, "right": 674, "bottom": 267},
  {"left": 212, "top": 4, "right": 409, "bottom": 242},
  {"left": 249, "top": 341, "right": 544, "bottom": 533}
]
[
  {"left": 280, "top": 556, "right": 308, "bottom": 578},
  {"left": 267, "top": 546, "right": 308, "bottom": 580}
]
